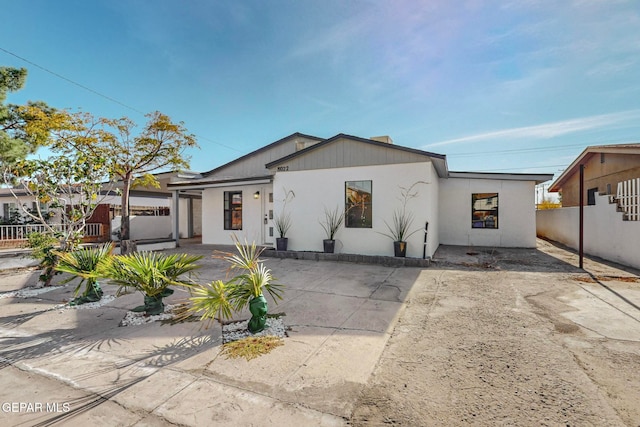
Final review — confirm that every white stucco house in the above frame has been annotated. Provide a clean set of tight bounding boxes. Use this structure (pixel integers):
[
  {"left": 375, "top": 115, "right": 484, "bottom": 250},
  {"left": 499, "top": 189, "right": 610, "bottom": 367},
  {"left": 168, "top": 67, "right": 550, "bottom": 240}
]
[{"left": 167, "top": 133, "right": 553, "bottom": 258}]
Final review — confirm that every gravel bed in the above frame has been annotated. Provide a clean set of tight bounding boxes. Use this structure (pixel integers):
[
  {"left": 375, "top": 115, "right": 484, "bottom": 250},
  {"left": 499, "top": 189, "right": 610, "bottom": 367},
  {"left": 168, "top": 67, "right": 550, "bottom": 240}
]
[
  {"left": 222, "top": 317, "right": 287, "bottom": 343},
  {"left": 52, "top": 295, "right": 116, "bottom": 311},
  {"left": 119, "top": 304, "right": 179, "bottom": 327},
  {"left": 0, "top": 285, "right": 64, "bottom": 299}
]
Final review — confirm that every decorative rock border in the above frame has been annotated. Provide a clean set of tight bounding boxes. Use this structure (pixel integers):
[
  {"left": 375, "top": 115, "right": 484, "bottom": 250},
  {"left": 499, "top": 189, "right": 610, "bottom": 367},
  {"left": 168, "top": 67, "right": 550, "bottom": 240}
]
[{"left": 262, "top": 249, "right": 430, "bottom": 267}]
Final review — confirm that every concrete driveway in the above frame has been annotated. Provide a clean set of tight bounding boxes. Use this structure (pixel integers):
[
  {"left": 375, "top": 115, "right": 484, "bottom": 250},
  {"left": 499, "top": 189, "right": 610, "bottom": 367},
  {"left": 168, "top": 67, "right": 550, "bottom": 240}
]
[
  {"left": 0, "top": 244, "right": 422, "bottom": 426},
  {"left": 1, "top": 240, "right": 639, "bottom": 426}
]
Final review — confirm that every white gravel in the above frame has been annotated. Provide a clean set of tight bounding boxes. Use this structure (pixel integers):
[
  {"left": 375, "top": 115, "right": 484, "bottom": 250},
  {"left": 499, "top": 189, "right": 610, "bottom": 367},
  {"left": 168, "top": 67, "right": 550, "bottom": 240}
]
[
  {"left": 119, "top": 304, "right": 179, "bottom": 327},
  {"left": 0, "top": 285, "right": 64, "bottom": 299},
  {"left": 53, "top": 295, "right": 116, "bottom": 311},
  {"left": 222, "top": 317, "right": 287, "bottom": 343}
]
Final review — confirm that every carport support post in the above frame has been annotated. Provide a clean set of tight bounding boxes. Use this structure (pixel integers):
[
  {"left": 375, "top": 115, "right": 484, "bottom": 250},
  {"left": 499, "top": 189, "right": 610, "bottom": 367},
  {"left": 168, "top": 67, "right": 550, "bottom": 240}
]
[
  {"left": 579, "top": 164, "right": 584, "bottom": 269},
  {"left": 172, "top": 190, "right": 180, "bottom": 248}
]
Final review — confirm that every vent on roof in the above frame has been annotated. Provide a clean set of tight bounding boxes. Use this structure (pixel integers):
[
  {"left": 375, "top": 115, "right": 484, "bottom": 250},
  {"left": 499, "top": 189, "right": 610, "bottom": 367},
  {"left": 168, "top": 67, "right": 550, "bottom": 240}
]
[
  {"left": 295, "top": 140, "right": 320, "bottom": 151},
  {"left": 370, "top": 135, "right": 394, "bottom": 144}
]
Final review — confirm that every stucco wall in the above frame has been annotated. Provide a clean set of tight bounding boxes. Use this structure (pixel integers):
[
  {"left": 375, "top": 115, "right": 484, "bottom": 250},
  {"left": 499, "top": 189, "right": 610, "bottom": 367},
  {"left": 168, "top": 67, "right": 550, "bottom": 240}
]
[
  {"left": 111, "top": 216, "right": 172, "bottom": 240},
  {"left": 537, "top": 193, "right": 640, "bottom": 269},
  {"left": 201, "top": 183, "right": 268, "bottom": 245},
  {"left": 272, "top": 162, "right": 438, "bottom": 258},
  {"left": 438, "top": 178, "right": 537, "bottom": 248}
]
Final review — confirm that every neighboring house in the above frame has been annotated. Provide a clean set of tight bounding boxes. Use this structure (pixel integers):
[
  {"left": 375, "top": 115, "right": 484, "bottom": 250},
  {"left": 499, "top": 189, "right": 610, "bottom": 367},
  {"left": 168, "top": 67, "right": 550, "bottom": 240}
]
[
  {"left": 538, "top": 143, "right": 640, "bottom": 269},
  {"left": 548, "top": 143, "right": 640, "bottom": 206},
  {"left": 0, "top": 171, "right": 202, "bottom": 247},
  {"left": 168, "top": 133, "right": 552, "bottom": 258}
]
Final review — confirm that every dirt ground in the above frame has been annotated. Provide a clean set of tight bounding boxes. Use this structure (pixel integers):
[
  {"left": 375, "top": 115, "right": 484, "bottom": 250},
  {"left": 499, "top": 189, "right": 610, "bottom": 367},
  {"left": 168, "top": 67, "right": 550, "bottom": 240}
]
[{"left": 350, "top": 239, "right": 640, "bottom": 426}]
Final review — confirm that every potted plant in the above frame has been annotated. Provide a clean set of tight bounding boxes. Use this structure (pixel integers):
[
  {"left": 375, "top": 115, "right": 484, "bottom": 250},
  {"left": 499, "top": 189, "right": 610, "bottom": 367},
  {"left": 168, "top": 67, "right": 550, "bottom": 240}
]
[
  {"left": 273, "top": 211, "right": 292, "bottom": 251},
  {"left": 379, "top": 181, "right": 427, "bottom": 257},
  {"left": 273, "top": 188, "right": 295, "bottom": 251},
  {"left": 186, "top": 236, "right": 284, "bottom": 333},
  {"left": 54, "top": 242, "right": 114, "bottom": 305},
  {"left": 103, "top": 251, "right": 202, "bottom": 315},
  {"left": 319, "top": 205, "right": 345, "bottom": 253},
  {"left": 381, "top": 209, "right": 419, "bottom": 257}
]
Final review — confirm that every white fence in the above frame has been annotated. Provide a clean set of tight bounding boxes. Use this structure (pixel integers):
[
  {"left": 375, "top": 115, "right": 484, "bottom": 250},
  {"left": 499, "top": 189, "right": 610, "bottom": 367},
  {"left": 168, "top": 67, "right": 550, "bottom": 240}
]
[
  {"left": 0, "top": 223, "right": 103, "bottom": 241},
  {"left": 617, "top": 178, "right": 640, "bottom": 221}
]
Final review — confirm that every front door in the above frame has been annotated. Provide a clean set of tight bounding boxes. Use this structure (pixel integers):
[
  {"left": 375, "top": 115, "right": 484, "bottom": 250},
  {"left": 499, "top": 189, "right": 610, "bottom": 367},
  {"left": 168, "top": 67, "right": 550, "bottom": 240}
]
[{"left": 263, "top": 188, "right": 274, "bottom": 246}]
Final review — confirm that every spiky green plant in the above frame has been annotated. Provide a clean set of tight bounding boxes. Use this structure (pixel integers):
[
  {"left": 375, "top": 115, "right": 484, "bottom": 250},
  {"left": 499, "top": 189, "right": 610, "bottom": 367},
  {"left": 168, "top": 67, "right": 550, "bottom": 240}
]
[
  {"left": 319, "top": 205, "right": 345, "bottom": 240},
  {"left": 103, "top": 251, "right": 202, "bottom": 315},
  {"left": 54, "top": 242, "right": 113, "bottom": 305},
  {"left": 184, "top": 236, "right": 284, "bottom": 327}
]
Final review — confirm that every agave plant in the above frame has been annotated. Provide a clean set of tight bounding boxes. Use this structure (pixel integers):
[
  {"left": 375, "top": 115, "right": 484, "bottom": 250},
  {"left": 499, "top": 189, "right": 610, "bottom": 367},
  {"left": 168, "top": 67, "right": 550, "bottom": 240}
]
[
  {"left": 186, "top": 236, "right": 284, "bottom": 333},
  {"left": 54, "top": 242, "right": 114, "bottom": 305},
  {"left": 104, "top": 251, "right": 202, "bottom": 315}
]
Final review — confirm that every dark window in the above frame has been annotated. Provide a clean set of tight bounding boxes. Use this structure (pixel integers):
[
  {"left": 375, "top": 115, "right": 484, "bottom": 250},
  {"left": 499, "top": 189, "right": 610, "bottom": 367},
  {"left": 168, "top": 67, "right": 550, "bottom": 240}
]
[
  {"left": 224, "top": 191, "right": 242, "bottom": 230},
  {"left": 345, "top": 181, "right": 372, "bottom": 228},
  {"left": 472, "top": 193, "right": 498, "bottom": 229},
  {"left": 601, "top": 153, "right": 605, "bottom": 163},
  {"left": 587, "top": 188, "right": 597, "bottom": 206}
]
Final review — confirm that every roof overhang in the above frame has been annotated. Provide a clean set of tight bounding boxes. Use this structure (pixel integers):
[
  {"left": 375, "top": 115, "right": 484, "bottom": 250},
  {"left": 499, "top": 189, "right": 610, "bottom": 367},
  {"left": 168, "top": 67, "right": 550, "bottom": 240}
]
[
  {"left": 167, "top": 175, "right": 273, "bottom": 191},
  {"left": 448, "top": 171, "right": 554, "bottom": 185}
]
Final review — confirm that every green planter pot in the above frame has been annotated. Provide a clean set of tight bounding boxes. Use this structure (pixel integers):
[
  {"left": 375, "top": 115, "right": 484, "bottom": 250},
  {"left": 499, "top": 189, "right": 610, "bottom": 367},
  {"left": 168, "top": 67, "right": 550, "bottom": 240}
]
[
  {"left": 70, "top": 280, "right": 103, "bottom": 306},
  {"left": 248, "top": 295, "right": 268, "bottom": 333},
  {"left": 132, "top": 288, "right": 175, "bottom": 315}
]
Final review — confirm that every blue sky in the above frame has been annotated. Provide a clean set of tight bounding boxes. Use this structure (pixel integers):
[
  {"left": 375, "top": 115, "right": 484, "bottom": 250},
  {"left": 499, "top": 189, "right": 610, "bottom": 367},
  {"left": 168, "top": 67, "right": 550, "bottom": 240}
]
[{"left": 2, "top": 0, "right": 640, "bottom": 189}]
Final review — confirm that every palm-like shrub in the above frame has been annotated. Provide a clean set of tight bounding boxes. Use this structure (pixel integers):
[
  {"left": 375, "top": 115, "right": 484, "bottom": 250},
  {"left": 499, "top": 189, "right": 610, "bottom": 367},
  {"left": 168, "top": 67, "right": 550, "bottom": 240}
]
[
  {"left": 104, "top": 251, "right": 202, "bottom": 315},
  {"left": 186, "top": 236, "right": 284, "bottom": 333},
  {"left": 55, "top": 242, "right": 113, "bottom": 305}
]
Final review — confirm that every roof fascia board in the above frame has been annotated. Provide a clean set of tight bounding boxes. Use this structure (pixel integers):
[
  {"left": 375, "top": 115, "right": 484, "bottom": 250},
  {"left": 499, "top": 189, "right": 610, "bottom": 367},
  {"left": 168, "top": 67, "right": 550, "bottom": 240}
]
[
  {"left": 168, "top": 177, "right": 272, "bottom": 191},
  {"left": 265, "top": 133, "right": 448, "bottom": 173},
  {"left": 448, "top": 171, "right": 554, "bottom": 184}
]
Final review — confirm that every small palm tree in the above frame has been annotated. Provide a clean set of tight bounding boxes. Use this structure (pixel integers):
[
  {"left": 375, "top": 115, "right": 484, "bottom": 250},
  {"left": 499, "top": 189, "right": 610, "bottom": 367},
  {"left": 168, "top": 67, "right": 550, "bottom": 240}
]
[
  {"left": 104, "top": 251, "right": 202, "bottom": 315},
  {"left": 185, "top": 236, "right": 284, "bottom": 333},
  {"left": 55, "top": 242, "right": 114, "bottom": 305}
]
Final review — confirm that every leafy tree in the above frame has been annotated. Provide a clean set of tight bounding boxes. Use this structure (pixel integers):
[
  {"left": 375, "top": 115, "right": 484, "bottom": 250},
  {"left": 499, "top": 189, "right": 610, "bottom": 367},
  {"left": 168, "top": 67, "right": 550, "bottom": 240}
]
[
  {"left": 1, "top": 67, "right": 58, "bottom": 165},
  {"left": 6, "top": 111, "right": 113, "bottom": 251},
  {"left": 58, "top": 111, "right": 198, "bottom": 253}
]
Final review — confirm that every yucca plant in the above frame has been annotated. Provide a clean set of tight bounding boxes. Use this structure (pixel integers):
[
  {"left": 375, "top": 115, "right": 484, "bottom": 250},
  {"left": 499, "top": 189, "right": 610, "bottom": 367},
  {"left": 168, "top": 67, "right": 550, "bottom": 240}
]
[
  {"left": 104, "top": 251, "right": 202, "bottom": 315},
  {"left": 55, "top": 242, "right": 113, "bottom": 305},
  {"left": 185, "top": 236, "right": 284, "bottom": 333}
]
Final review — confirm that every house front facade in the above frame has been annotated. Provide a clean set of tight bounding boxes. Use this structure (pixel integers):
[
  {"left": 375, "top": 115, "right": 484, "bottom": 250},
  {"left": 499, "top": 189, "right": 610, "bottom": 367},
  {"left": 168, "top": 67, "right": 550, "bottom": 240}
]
[{"left": 168, "top": 133, "right": 552, "bottom": 258}]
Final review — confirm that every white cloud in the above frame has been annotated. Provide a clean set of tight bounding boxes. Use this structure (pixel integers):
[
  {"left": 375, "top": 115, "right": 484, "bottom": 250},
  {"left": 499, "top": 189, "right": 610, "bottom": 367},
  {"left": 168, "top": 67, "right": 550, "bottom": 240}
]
[{"left": 423, "top": 110, "right": 640, "bottom": 148}]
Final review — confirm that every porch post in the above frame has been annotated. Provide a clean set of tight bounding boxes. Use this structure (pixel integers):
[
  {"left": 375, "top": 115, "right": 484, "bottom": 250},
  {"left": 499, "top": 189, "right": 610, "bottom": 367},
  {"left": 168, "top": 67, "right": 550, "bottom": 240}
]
[{"left": 172, "top": 190, "right": 180, "bottom": 247}]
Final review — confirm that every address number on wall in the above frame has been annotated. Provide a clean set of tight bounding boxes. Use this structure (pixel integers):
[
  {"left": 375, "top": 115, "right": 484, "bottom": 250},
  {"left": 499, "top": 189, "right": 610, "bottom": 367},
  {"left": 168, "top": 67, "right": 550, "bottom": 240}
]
[{"left": 277, "top": 166, "right": 289, "bottom": 171}]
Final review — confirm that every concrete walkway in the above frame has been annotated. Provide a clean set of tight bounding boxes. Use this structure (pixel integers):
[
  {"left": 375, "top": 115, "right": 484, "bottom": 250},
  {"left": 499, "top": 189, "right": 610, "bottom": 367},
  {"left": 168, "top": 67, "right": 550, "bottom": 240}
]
[{"left": 0, "top": 244, "right": 423, "bottom": 426}]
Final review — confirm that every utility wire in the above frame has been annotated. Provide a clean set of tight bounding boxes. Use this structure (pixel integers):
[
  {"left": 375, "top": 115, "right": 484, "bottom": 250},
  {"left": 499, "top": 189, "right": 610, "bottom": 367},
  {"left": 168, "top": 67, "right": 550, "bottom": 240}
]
[{"left": 0, "top": 46, "right": 243, "bottom": 153}]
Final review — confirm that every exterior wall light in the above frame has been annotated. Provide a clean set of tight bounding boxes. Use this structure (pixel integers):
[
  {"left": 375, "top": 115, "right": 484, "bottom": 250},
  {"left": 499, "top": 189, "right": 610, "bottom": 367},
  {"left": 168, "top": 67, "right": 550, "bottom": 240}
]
[{"left": 254, "top": 191, "right": 260, "bottom": 199}]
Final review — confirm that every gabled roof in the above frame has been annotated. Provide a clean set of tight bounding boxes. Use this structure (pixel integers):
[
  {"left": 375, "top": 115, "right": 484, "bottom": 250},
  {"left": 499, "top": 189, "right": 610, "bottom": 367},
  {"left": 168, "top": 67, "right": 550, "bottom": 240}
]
[
  {"left": 549, "top": 142, "right": 640, "bottom": 192},
  {"left": 265, "top": 133, "right": 449, "bottom": 177},
  {"left": 202, "top": 132, "right": 323, "bottom": 177}
]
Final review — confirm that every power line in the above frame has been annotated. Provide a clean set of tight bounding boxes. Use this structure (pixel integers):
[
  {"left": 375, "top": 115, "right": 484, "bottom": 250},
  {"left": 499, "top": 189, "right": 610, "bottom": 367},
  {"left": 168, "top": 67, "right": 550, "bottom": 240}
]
[
  {"left": 0, "top": 46, "right": 243, "bottom": 153},
  {"left": 0, "top": 46, "right": 146, "bottom": 115},
  {"left": 447, "top": 143, "right": 585, "bottom": 157},
  {"left": 471, "top": 163, "right": 568, "bottom": 172}
]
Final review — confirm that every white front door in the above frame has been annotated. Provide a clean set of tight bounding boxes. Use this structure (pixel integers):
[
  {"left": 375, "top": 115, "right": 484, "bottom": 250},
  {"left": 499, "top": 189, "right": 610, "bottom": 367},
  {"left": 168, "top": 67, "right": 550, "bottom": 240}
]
[{"left": 262, "top": 188, "right": 274, "bottom": 246}]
